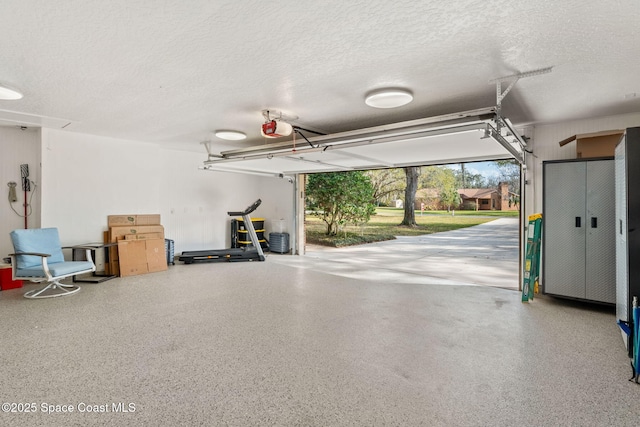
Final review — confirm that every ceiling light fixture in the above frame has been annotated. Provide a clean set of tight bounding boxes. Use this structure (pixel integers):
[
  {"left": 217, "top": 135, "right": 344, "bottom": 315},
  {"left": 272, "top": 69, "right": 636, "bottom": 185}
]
[
  {"left": 365, "top": 88, "right": 413, "bottom": 109},
  {"left": 0, "top": 83, "right": 23, "bottom": 100},
  {"left": 215, "top": 130, "right": 246, "bottom": 141}
]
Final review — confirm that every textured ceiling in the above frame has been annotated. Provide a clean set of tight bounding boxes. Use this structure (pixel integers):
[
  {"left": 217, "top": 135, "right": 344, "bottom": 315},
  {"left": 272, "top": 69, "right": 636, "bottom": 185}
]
[{"left": 0, "top": 0, "right": 639, "bottom": 154}]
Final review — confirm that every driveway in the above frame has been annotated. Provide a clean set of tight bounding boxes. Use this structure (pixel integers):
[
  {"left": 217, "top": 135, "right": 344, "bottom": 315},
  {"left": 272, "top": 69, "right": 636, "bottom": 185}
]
[{"left": 270, "top": 218, "right": 520, "bottom": 289}]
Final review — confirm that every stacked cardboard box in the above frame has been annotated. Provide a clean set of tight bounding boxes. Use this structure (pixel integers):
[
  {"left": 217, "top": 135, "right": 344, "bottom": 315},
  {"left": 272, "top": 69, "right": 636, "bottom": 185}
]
[{"left": 105, "top": 214, "right": 167, "bottom": 277}]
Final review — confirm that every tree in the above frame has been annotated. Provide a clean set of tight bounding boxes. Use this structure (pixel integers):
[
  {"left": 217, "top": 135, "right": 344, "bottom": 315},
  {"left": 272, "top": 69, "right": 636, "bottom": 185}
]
[
  {"left": 364, "top": 169, "right": 405, "bottom": 206},
  {"left": 454, "top": 169, "right": 486, "bottom": 188},
  {"left": 420, "top": 165, "right": 460, "bottom": 210},
  {"left": 306, "top": 171, "right": 376, "bottom": 235},
  {"left": 466, "top": 172, "right": 486, "bottom": 188},
  {"left": 460, "top": 163, "right": 467, "bottom": 188},
  {"left": 400, "top": 166, "right": 420, "bottom": 226},
  {"left": 440, "top": 186, "right": 461, "bottom": 211},
  {"left": 493, "top": 159, "right": 521, "bottom": 209},
  {"left": 494, "top": 160, "right": 521, "bottom": 195}
]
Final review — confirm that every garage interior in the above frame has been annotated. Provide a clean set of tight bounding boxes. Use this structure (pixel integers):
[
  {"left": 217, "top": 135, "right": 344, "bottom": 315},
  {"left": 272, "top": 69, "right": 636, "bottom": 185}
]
[{"left": 1, "top": 1, "right": 640, "bottom": 425}]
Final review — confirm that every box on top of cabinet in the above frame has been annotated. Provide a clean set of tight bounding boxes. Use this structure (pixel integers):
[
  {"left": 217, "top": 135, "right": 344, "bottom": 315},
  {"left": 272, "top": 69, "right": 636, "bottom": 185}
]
[{"left": 558, "top": 130, "right": 624, "bottom": 159}]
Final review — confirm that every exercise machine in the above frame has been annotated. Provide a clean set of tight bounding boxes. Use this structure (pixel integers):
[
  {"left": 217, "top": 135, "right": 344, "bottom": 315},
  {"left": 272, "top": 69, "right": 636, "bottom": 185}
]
[{"left": 178, "top": 199, "right": 266, "bottom": 264}]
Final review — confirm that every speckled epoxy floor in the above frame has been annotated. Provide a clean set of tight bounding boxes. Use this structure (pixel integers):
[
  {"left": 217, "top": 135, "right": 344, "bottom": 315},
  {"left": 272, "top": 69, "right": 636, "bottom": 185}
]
[{"left": 0, "top": 259, "right": 638, "bottom": 426}]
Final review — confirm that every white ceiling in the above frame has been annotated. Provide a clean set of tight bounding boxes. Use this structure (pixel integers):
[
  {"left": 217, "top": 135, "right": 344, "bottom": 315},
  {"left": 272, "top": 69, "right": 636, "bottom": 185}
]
[{"left": 1, "top": 1, "right": 639, "bottom": 158}]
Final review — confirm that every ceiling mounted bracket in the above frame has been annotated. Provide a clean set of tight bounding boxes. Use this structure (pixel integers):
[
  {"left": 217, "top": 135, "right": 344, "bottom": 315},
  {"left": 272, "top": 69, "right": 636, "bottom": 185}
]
[
  {"left": 201, "top": 140, "right": 223, "bottom": 160},
  {"left": 490, "top": 66, "right": 553, "bottom": 132},
  {"left": 261, "top": 109, "right": 298, "bottom": 123},
  {"left": 482, "top": 115, "right": 527, "bottom": 165}
]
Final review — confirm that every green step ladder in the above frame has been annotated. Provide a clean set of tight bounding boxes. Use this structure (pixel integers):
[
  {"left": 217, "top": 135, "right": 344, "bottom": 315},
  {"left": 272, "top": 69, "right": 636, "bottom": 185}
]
[{"left": 522, "top": 213, "right": 542, "bottom": 302}]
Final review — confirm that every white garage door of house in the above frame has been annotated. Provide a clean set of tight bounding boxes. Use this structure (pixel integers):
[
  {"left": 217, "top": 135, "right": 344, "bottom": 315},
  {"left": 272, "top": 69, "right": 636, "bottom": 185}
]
[
  {"left": 202, "top": 107, "right": 526, "bottom": 176},
  {"left": 203, "top": 106, "right": 527, "bottom": 263}
]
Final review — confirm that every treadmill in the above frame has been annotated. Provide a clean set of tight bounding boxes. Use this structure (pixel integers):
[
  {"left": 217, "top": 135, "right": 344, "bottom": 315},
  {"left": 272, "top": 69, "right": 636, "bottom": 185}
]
[{"left": 179, "top": 199, "right": 266, "bottom": 264}]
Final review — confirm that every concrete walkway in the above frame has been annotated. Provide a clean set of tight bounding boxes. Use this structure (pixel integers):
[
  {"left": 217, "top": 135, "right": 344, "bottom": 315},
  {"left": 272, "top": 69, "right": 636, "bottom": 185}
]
[{"left": 271, "top": 218, "right": 520, "bottom": 289}]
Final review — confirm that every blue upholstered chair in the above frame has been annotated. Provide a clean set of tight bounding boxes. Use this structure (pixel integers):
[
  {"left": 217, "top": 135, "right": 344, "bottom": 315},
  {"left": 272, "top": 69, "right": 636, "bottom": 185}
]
[{"left": 9, "top": 228, "right": 96, "bottom": 299}]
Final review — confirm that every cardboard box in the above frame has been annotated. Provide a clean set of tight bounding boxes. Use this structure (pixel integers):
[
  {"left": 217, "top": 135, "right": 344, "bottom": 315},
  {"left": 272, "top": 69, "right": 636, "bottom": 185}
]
[
  {"left": 108, "top": 214, "right": 161, "bottom": 227},
  {"left": 106, "top": 216, "right": 163, "bottom": 276},
  {"left": 108, "top": 260, "right": 120, "bottom": 277},
  {"left": 109, "top": 225, "right": 165, "bottom": 242},
  {"left": 107, "top": 215, "right": 136, "bottom": 227},
  {"left": 558, "top": 130, "right": 624, "bottom": 159},
  {"left": 124, "top": 232, "right": 164, "bottom": 240},
  {"left": 145, "top": 239, "right": 168, "bottom": 273},
  {"left": 117, "top": 240, "right": 147, "bottom": 277},
  {"left": 0, "top": 264, "right": 23, "bottom": 290},
  {"left": 136, "top": 214, "right": 161, "bottom": 225},
  {"left": 117, "top": 239, "right": 167, "bottom": 277}
]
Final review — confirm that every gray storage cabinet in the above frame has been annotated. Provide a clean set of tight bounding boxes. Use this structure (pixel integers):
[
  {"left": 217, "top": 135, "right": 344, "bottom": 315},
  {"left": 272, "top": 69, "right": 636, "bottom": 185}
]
[{"left": 543, "top": 158, "right": 615, "bottom": 303}]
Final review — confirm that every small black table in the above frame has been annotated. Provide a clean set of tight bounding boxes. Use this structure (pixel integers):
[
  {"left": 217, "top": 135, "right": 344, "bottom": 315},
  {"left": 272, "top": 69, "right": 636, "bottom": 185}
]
[{"left": 72, "top": 242, "right": 118, "bottom": 283}]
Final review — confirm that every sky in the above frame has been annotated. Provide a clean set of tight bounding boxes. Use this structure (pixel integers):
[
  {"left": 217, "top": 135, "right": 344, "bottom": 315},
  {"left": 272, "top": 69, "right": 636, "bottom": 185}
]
[{"left": 447, "top": 161, "right": 501, "bottom": 179}]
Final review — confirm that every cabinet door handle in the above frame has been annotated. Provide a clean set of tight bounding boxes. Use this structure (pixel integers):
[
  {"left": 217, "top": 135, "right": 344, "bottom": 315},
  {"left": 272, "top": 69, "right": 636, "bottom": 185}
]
[
  {"left": 591, "top": 217, "right": 598, "bottom": 228},
  {"left": 575, "top": 217, "right": 581, "bottom": 227}
]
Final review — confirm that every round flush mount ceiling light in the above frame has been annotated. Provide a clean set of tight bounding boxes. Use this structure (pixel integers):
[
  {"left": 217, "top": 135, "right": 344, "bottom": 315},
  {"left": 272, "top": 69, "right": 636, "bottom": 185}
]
[
  {"left": 214, "top": 130, "right": 247, "bottom": 141},
  {"left": 0, "top": 83, "right": 23, "bottom": 100},
  {"left": 365, "top": 88, "right": 413, "bottom": 109}
]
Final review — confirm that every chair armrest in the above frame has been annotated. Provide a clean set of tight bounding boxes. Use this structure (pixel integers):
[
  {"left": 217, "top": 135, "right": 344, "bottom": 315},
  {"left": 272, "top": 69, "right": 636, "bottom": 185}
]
[
  {"left": 60, "top": 246, "right": 96, "bottom": 265},
  {"left": 9, "top": 251, "right": 54, "bottom": 280},
  {"left": 9, "top": 252, "right": 52, "bottom": 257},
  {"left": 62, "top": 245, "right": 100, "bottom": 250}
]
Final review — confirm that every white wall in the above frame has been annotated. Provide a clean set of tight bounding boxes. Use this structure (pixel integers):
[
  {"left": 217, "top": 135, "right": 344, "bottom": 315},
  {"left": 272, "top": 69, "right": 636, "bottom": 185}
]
[
  {"left": 157, "top": 148, "right": 296, "bottom": 252},
  {"left": 0, "top": 127, "right": 41, "bottom": 258},
  {"left": 40, "top": 128, "right": 162, "bottom": 244},
  {"left": 525, "top": 112, "right": 640, "bottom": 218},
  {"left": 17, "top": 112, "right": 640, "bottom": 260},
  {"left": 37, "top": 128, "right": 295, "bottom": 253}
]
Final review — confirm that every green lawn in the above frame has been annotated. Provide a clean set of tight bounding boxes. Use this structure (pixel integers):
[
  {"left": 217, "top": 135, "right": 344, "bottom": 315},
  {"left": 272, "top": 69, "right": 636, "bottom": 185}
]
[
  {"left": 375, "top": 207, "right": 520, "bottom": 217},
  {"left": 306, "top": 208, "right": 518, "bottom": 247}
]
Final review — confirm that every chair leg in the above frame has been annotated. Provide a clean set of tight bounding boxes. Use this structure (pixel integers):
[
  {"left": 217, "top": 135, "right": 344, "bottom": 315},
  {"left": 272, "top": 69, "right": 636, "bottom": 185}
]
[{"left": 24, "top": 279, "right": 80, "bottom": 299}]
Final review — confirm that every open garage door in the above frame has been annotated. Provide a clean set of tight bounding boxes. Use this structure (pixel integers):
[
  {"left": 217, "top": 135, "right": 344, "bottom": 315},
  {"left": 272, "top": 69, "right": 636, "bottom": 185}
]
[
  {"left": 203, "top": 107, "right": 527, "bottom": 289},
  {"left": 202, "top": 107, "right": 526, "bottom": 176}
]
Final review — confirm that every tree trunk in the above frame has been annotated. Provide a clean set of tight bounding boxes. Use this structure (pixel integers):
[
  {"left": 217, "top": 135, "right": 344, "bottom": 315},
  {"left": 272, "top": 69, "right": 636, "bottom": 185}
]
[{"left": 400, "top": 166, "right": 420, "bottom": 226}]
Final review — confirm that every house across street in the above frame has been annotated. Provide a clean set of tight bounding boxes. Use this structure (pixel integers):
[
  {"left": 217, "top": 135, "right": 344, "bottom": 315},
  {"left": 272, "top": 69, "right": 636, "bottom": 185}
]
[{"left": 415, "top": 183, "right": 519, "bottom": 211}]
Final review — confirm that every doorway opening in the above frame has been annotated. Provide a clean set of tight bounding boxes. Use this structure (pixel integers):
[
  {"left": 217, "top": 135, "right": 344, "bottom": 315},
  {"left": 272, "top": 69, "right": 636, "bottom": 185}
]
[{"left": 301, "top": 160, "right": 522, "bottom": 290}]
